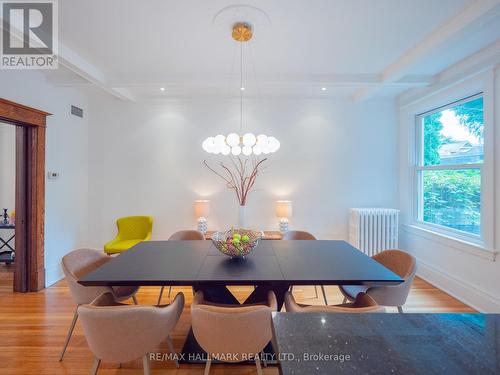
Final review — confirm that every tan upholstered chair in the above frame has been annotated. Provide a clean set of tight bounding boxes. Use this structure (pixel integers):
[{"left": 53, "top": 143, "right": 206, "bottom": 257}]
[
  {"left": 282, "top": 230, "right": 316, "bottom": 240},
  {"left": 168, "top": 230, "right": 205, "bottom": 241},
  {"left": 157, "top": 230, "right": 205, "bottom": 305},
  {"left": 285, "top": 291, "right": 384, "bottom": 313},
  {"left": 191, "top": 291, "right": 277, "bottom": 375},
  {"left": 282, "top": 230, "right": 328, "bottom": 305},
  {"left": 78, "top": 292, "right": 184, "bottom": 375},
  {"left": 60, "top": 248, "right": 139, "bottom": 361},
  {"left": 339, "top": 249, "right": 417, "bottom": 313}
]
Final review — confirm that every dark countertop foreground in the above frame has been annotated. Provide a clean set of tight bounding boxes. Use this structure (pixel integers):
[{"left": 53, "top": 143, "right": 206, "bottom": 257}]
[{"left": 272, "top": 312, "right": 499, "bottom": 375}]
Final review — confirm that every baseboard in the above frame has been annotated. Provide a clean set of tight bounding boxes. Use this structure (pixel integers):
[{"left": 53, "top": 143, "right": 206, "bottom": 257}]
[
  {"left": 416, "top": 258, "right": 500, "bottom": 313},
  {"left": 45, "top": 263, "right": 63, "bottom": 288}
]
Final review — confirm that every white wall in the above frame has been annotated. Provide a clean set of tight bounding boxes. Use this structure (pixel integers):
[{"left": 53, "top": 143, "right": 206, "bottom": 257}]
[
  {"left": 0, "top": 123, "right": 15, "bottom": 247},
  {"left": 0, "top": 70, "right": 89, "bottom": 286},
  {"left": 397, "top": 66, "right": 500, "bottom": 312},
  {"left": 0, "top": 123, "right": 15, "bottom": 211},
  {"left": 87, "top": 94, "right": 398, "bottom": 248}
]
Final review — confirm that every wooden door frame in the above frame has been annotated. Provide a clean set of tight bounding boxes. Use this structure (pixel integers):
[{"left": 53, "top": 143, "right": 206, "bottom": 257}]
[{"left": 0, "top": 98, "right": 51, "bottom": 292}]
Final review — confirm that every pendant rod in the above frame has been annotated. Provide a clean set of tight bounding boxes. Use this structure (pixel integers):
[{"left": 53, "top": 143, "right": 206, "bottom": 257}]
[{"left": 240, "top": 41, "right": 243, "bottom": 134}]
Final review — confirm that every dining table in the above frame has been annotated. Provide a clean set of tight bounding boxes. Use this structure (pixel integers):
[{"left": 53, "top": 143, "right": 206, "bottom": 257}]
[{"left": 79, "top": 239, "right": 403, "bottom": 363}]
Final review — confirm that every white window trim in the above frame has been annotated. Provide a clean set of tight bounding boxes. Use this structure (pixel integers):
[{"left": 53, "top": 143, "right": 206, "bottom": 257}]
[
  {"left": 408, "top": 71, "right": 495, "bottom": 258},
  {"left": 402, "top": 224, "right": 496, "bottom": 261}
]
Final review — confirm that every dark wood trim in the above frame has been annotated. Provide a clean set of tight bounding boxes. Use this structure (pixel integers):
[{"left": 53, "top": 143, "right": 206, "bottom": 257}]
[
  {"left": 0, "top": 98, "right": 49, "bottom": 128},
  {"left": 1, "top": 97, "right": 50, "bottom": 292},
  {"left": 14, "top": 127, "right": 28, "bottom": 292},
  {"left": 27, "top": 126, "right": 46, "bottom": 290}
]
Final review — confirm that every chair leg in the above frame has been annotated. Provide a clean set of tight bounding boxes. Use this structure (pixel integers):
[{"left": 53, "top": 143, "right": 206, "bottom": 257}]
[
  {"left": 166, "top": 335, "right": 179, "bottom": 368},
  {"left": 204, "top": 357, "right": 212, "bottom": 375},
  {"left": 142, "top": 354, "right": 151, "bottom": 375},
  {"left": 157, "top": 286, "right": 164, "bottom": 305},
  {"left": 255, "top": 356, "right": 263, "bottom": 375},
  {"left": 397, "top": 306, "right": 404, "bottom": 313},
  {"left": 342, "top": 296, "right": 347, "bottom": 304},
  {"left": 59, "top": 306, "right": 79, "bottom": 361},
  {"left": 168, "top": 285, "right": 172, "bottom": 298},
  {"left": 314, "top": 285, "right": 318, "bottom": 299},
  {"left": 320, "top": 285, "right": 328, "bottom": 305},
  {"left": 91, "top": 357, "right": 101, "bottom": 375},
  {"left": 261, "top": 351, "right": 267, "bottom": 367},
  {"left": 132, "top": 295, "right": 138, "bottom": 305}
]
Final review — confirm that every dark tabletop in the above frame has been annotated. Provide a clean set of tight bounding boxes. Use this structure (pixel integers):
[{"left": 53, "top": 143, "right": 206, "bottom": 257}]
[
  {"left": 272, "top": 312, "right": 500, "bottom": 375},
  {"left": 79, "top": 240, "right": 403, "bottom": 287}
]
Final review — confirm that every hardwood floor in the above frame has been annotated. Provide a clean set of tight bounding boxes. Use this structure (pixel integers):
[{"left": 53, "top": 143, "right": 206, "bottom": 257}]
[{"left": 0, "top": 264, "right": 474, "bottom": 374}]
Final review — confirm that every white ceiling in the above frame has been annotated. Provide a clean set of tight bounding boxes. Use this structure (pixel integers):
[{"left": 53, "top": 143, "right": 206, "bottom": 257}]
[{"left": 47, "top": 0, "right": 500, "bottom": 101}]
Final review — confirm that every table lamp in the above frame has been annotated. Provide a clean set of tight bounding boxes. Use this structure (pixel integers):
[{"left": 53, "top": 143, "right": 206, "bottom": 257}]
[
  {"left": 194, "top": 200, "right": 210, "bottom": 234},
  {"left": 276, "top": 200, "right": 292, "bottom": 233}
]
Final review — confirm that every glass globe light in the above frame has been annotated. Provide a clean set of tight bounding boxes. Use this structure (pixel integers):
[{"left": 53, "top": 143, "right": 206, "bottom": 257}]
[
  {"left": 205, "top": 137, "right": 217, "bottom": 153},
  {"left": 202, "top": 138, "right": 210, "bottom": 152},
  {"left": 203, "top": 132, "right": 279, "bottom": 156},
  {"left": 261, "top": 144, "right": 270, "bottom": 154},
  {"left": 207, "top": 144, "right": 216, "bottom": 154},
  {"left": 214, "top": 134, "right": 226, "bottom": 147},
  {"left": 256, "top": 134, "right": 268, "bottom": 146},
  {"left": 267, "top": 136, "right": 279, "bottom": 152},
  {"left": 242, "top": 146, "right": 252, "bottom": 156},
  {"left": 242, "top": 133, "right": 256, "bottom": 146},
  {"left": 274, "top": 139, "right": 280, "bottom": 152},
  {"left": 226, "top": 133, "right": 240, "bottom": 147},
  {"left": 231, "top": 146, "right": 242, "bottom": 156}
]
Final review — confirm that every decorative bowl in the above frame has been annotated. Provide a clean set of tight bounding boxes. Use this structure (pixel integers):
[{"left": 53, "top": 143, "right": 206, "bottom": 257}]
[{"left": 211, "top": 228, "right": 263, "bottom": 258}]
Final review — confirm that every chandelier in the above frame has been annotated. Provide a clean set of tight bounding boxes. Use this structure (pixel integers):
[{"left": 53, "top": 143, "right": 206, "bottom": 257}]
[{"left": 202, "top": 23, "right": 280, "bottom": 156}]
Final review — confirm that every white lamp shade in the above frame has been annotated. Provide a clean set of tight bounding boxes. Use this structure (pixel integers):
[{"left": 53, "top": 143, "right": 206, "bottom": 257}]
[
  {"left": 194, "top": 200, "right": 210, "bottom": 218},
  {"left": 276, "top": 200, "right": 292, "bottom": 218}
]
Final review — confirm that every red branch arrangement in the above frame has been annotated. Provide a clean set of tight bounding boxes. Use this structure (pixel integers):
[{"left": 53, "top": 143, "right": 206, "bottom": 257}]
[{"left": 204, "top": 157, "right": 267, "bottom": 206}]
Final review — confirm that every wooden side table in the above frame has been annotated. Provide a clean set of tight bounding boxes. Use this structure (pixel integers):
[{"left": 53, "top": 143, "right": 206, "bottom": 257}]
[{"left": 204, "top": 230, "right": 283, "bottom": 240}]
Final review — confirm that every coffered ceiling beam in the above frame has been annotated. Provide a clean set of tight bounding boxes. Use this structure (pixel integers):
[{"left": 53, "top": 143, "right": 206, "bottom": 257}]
[
  {"left": 352, "top": 0, "right": 500, "bottom": 102},
  {"left": 105, "top": 74, "right": 433, "bottom": 89},
  {"left": 0, "top": 18, "right": 134, "bottom": 101},
  {"left": 58, "top": 44, "right": 135, "bottom": 101}
]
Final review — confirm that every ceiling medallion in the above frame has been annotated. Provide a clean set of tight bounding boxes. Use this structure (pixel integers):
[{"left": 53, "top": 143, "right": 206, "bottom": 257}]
[
  {"left": 232, "top": 22, "right": 253, "bottom": 42},
  {"left": 202, "top": 22, "right": 280, "bottom": 156}
]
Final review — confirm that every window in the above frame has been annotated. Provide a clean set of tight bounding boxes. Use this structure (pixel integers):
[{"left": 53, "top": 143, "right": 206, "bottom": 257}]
[{"left": 415, "top": 94, "right": 484, "bottom": 238}]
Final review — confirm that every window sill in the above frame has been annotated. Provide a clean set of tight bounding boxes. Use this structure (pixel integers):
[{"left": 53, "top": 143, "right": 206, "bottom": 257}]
[{"left": 402, "top": 224, "right": 497, "bottom": 261}]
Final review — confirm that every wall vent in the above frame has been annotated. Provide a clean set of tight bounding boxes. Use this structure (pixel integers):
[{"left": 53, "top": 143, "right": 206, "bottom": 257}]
[{"left": 70, "top": 105, "right": 83, "bottom": 118}]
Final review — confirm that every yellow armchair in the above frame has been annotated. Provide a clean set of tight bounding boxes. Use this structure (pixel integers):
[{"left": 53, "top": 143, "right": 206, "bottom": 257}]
[{"left": 104, "top": 216, "right": 153, "bottom": 255}]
